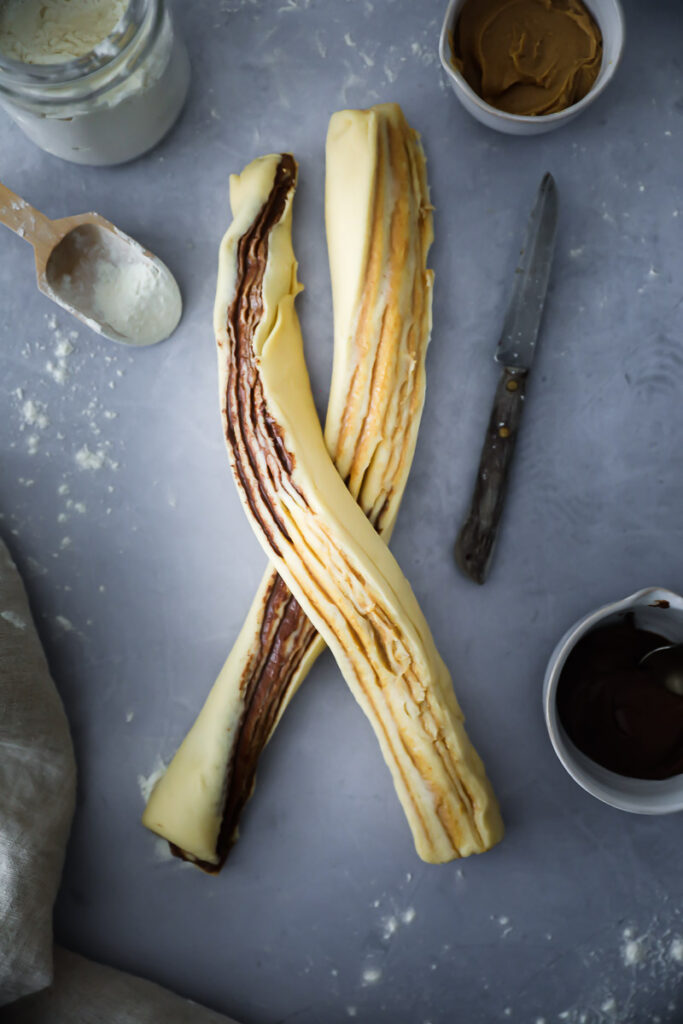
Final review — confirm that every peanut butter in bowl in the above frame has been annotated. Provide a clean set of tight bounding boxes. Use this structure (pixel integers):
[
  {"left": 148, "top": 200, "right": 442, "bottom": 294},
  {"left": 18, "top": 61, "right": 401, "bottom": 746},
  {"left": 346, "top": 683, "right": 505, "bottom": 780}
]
[{"left": 451, "top": 0, "right": 603, "bottom": 117}]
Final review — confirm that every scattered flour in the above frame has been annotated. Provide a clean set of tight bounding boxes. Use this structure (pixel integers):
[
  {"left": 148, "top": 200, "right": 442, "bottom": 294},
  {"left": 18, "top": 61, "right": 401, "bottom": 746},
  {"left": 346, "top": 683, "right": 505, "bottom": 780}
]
[
  {"left": 401, "top": 907, "right": 416, "bottom": 925},
  {"left": 21, "top": 399, "right": 49, "bottom": 430},
  {"left": 55, "top": 615, "right": 74, "bottom": 632},
  {"left": 55, "top": 337, "right": 74, "bottom": 358},
  {"left": 154, "top": 838, "right": 174, "bottom": 861},
  {"left": 45, "top": 327, "right": 74, "bottom": 384},
  {"left": 622, "top": 934, "right": 646, "bottom": 967},
  {"left": 75, "top": 445, "right": 106, "bottom": 471},
  {"left": 1, "top": 610, "right": 27, "bottom": 630},
  {"left": 137, "top": 756, "right": 167, "bottom": 803},
  {"left": 361, "top": 966, "right": 382, "bottom": 986},
  {"left": 526, "top": 919, "right": 683, "bottom": 1022},
  {"left": 125, "top": 710, "right": 134, "bottom": 723},
  {"left": 314, "top": 31, "right": 326, "bottom": 58}
]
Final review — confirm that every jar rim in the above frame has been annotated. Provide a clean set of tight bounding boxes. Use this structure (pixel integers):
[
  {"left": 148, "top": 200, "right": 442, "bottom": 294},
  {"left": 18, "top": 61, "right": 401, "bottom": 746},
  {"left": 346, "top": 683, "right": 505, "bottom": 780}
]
[{"left": 0, "top": 0, "right": 163, "bottom": 103}]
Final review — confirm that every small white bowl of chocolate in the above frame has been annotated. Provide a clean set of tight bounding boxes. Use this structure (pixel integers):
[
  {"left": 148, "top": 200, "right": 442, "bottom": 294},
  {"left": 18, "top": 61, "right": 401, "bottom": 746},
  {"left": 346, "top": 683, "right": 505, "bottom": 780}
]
[
  {"left": 438, "top": 0, "right": 625, "bottom": 135},
  {"left": 543, "top": 588, "right": 683, "bottom": 815}
]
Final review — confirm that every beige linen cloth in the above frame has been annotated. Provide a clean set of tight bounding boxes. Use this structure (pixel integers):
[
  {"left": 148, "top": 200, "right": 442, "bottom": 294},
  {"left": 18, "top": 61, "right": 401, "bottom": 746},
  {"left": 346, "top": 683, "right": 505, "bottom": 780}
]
[{"left": 0, "top": 537, "right": 237, "bottom": 1023}]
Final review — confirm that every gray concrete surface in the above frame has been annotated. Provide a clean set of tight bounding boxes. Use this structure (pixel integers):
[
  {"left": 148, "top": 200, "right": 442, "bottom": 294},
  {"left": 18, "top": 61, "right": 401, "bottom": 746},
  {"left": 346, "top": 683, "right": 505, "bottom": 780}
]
[{"left": 1, "top": 1, "right": 682, "bottom": 1021}]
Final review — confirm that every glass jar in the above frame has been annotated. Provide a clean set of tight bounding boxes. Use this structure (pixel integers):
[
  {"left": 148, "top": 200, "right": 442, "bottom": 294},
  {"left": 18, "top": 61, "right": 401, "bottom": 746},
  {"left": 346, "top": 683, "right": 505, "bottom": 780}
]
[{"left": 0, "top": 0, "right": 190, "bottom": 166}]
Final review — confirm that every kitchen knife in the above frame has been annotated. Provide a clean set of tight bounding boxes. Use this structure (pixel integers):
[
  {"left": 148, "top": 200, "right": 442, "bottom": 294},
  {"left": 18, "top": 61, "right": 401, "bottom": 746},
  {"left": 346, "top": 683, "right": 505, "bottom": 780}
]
[{"left": 454, "top": 172, "right": 559, "bottom": 584}]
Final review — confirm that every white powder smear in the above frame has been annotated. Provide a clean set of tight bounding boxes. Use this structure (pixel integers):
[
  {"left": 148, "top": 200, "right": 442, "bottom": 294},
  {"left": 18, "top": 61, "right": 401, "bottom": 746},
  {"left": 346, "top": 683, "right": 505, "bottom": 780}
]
[
  {"left": 526, "top": 918, "right": 682, "bottom": 1022},
  {"left": 401, "top": 907, "right": 416, "bottom": 925},
  {"left": 44, "top": 324, "right": 75, "bottom": 384},
  {"left": 154, "top": 838, "right": 175, "bottom": 862},
  {"left": 55, "top": 338, "right": 74, "bottom": 358},
  {"left": 670, "top": 938, "right": 683, "bottom": 963},
  {"left": 45, "top": 359, "right": 67, "bottom": 385},
  {"left": 137, "top": 756, "right": 167, "bottom": 803},
  {"left": 1, "top": 610, "right": 27, "bottom": 630},
  {"left": 622, "top": 936, "right": 645, "bottom": 966},
  {"left": 75, "top": 445, "right": 106, "bottom": 471},
  {"left": 21, "top": 399, "right": 49, "bottom": 430},
  {"left": 55, "top": 615, "right": 74, "bottom": 632},
  {"left": 361, "top": 966, "right": 382, "bottom": 985}
]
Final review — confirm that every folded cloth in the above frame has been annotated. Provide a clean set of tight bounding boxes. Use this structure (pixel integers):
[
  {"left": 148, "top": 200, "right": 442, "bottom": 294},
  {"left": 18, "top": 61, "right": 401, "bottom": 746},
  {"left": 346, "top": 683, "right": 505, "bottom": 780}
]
[
  {"left": 0, "top": 537, "right": 238, "bottom": 1022},
  {"left": 0, "top": 540, "right": 76, "bottom": 1006},
  {"left": 4, "top": 948, "right": 235, "bottom": 1023}
]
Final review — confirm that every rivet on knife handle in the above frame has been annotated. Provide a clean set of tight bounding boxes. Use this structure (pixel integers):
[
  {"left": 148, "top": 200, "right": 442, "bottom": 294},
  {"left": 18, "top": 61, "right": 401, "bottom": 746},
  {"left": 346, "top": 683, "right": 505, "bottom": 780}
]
[{"left": 454, "top": 366, "right": 528, "bottom": 584}]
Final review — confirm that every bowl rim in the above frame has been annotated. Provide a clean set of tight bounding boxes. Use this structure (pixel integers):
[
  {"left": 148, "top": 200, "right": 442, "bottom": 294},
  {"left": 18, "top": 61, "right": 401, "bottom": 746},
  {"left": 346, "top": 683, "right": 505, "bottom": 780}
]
[
  {"left": 543, "top": 587, "right": 683, "bottom": 815},
  {"left": 438, "top": 0, "right": 626, "bottom": 127}
]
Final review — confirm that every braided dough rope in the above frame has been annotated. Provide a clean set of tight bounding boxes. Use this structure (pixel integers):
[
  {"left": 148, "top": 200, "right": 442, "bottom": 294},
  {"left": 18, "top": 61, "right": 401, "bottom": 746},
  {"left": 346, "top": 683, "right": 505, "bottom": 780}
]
[{"left": 143, "top": 105, "right": 503, "bottom": 866}]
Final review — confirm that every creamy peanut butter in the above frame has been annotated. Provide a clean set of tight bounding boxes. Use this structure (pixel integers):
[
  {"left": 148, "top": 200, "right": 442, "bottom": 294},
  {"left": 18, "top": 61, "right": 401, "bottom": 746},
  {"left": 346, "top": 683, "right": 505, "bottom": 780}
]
[{"left": 452, "top": 0, "right": 603, "bottom": 116}]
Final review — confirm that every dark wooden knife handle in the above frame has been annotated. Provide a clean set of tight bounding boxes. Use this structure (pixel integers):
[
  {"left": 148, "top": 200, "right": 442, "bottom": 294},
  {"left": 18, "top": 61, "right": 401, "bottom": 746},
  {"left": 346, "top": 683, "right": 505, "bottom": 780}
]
[{"left": 454, "top": 366, "right": 528, "bottom": 584}]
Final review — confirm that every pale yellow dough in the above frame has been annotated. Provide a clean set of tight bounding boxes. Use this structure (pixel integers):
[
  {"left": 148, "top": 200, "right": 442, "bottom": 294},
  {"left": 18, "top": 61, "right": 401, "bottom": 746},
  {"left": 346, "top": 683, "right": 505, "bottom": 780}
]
[{"left": 143, "top": 105, "right": 503, "bottom": 864}]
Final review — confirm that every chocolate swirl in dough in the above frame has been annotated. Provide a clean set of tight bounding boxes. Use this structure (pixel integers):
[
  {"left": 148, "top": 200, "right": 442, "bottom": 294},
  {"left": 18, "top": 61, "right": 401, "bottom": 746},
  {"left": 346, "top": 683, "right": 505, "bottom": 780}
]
[{"left": 143, "top": 106, "right": 503, "bottom": 866}]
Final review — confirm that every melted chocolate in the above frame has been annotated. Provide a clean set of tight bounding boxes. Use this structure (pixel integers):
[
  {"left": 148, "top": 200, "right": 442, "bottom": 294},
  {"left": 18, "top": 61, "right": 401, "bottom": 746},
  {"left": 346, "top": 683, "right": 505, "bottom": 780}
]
[
  {"left": 173, "top": 156, "right": 318, "bottom": 872},
  {"left": 224, "top": 153, "right": 300, "bottom": 557},
  {"left": 557, "top": 614, "right": 683, "bottom": 780}
]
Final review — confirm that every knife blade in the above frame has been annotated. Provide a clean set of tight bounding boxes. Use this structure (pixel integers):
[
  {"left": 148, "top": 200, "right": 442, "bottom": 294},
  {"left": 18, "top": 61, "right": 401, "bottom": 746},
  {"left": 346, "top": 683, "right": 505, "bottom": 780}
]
[{"left": 454, "top": 172, "right": 558, "bottom": 584}]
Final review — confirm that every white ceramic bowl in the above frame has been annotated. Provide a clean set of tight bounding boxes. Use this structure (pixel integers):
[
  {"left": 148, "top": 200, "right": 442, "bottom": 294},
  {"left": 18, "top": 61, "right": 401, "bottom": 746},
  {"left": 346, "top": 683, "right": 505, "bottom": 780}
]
[
  {"left": 543, "top": 587, "right": 683, "bottom": 814},
  {"left": 438, "top": 0, "right": 625, "bottom": 135}
]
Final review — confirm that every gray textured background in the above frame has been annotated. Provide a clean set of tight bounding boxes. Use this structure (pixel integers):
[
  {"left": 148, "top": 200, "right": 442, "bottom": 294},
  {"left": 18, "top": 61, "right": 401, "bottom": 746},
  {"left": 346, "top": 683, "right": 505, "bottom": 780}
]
[{"left": 2, "top": 1, "right": 683, "bottom": 1021}]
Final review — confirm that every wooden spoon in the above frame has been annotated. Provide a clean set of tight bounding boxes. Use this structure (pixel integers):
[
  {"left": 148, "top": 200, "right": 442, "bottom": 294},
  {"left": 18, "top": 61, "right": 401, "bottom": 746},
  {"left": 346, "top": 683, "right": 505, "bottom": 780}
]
[{"left": 0, "top": 182, "right": 182, "bottom": 347}]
